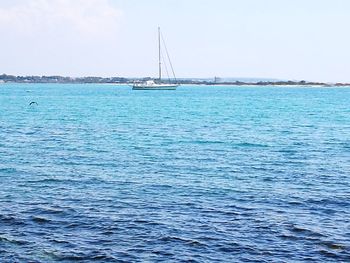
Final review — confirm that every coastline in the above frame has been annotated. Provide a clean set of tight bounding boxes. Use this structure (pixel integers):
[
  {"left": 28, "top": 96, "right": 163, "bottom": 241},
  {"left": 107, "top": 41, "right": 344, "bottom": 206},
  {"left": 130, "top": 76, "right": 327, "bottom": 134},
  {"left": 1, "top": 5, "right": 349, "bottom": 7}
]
[
  {"left": 2, "top": 82, "right": 349, "bottom": 88},
  {"left": 1, "top": 74, "right": 349, "bottom": 87}
]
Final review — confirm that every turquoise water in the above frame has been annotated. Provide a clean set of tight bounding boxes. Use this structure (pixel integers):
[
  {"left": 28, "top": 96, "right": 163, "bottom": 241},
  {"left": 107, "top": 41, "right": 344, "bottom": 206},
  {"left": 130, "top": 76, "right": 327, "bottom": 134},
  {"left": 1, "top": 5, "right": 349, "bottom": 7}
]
[{"left": 0, "top": 84, "right": 349, "bottom": 262}]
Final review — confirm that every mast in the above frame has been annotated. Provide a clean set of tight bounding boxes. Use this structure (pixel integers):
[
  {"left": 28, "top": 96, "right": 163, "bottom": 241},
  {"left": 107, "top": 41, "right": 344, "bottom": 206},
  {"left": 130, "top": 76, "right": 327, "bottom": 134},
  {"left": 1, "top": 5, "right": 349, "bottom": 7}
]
[{"left": 158, "top": 27, "right": 161, "bottom": 81}]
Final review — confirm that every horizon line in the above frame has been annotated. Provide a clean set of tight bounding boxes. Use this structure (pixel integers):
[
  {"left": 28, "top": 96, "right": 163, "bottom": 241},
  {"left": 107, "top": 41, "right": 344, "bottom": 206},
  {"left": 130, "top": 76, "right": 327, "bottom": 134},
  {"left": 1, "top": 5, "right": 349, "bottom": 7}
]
[{"left": 1, "top": 73, "right": 348, "bottom": 84}]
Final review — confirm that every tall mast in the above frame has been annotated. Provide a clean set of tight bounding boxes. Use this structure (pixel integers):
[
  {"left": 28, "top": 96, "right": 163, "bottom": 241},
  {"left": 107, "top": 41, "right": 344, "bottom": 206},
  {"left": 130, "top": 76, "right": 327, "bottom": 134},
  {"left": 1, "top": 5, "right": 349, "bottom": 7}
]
[{"left": 158, "top": 27, "right": 161, "bottom": 81}]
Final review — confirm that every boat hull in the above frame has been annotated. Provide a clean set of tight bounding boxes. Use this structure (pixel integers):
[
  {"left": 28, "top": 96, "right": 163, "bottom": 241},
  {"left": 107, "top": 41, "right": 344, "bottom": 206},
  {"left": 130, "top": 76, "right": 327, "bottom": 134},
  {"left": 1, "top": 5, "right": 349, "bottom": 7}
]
[{"left": 132, "top": 84, "right": 178, "bottom": 90}]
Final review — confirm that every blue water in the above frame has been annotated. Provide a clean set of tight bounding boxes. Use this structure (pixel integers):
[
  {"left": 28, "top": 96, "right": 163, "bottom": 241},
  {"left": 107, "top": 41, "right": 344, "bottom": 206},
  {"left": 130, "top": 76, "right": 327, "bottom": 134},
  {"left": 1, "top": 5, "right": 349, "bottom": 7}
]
[{"left": 0, "top": 84, "right": 349, "bottom": 262}]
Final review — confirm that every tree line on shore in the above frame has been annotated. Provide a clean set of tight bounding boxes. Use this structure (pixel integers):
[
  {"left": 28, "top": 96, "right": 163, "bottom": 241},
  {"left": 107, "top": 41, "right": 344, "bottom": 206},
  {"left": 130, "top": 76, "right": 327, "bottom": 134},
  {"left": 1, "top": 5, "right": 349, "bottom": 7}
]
[{"left": 0, "top": 74, "right": 349, "bottom": 86}]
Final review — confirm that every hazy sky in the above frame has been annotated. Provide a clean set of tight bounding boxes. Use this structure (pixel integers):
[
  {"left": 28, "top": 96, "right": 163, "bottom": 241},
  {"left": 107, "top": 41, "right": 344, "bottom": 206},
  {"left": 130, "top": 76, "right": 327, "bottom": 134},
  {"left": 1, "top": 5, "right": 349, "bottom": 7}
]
[{"left": 1, "top": 0, "right": 350, "bottom": 82}]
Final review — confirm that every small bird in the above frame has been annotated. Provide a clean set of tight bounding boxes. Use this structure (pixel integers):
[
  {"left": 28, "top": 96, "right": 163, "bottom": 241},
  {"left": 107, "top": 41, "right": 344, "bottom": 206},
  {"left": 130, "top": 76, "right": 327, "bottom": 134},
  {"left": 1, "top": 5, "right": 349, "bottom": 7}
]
[{"left": 29, "top": 101, "right": 38, "bottom": 106}]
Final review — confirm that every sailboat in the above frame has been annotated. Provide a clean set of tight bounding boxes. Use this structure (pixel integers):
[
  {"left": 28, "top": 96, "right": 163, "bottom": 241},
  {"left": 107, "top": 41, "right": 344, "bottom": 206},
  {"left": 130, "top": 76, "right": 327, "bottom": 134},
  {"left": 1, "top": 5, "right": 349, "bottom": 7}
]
[{"left": 133, "top": 27, "right": 179, "bottom": 90}]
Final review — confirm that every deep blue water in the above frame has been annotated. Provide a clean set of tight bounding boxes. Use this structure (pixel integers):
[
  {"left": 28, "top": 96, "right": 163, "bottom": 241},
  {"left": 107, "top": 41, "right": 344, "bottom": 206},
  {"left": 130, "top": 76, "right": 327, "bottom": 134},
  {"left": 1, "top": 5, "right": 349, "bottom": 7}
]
[{"left": 0, "top": 84, "right": 349, "bottom": 262}]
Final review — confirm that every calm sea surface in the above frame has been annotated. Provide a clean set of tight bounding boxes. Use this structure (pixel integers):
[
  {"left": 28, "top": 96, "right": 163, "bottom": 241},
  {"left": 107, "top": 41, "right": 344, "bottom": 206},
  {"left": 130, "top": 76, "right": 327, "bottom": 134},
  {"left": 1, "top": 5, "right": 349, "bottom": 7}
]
[{"left": 0, "top": 84, "right": 349, "bottom": 262}]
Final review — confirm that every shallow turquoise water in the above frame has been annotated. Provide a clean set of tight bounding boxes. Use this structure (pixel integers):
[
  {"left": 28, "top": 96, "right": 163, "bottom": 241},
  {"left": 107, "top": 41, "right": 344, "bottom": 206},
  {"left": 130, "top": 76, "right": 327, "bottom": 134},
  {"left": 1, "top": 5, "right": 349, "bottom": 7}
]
[{"left": 0, "top": 84, "right": 349, "bottom": 262}]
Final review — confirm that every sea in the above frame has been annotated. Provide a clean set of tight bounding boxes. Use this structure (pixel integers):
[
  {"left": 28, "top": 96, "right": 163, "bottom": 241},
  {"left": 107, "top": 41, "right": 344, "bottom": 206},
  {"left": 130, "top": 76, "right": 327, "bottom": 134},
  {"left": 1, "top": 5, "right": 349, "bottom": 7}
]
[{"left": 0, "top": 84, "right": 349, "bottom": 262}]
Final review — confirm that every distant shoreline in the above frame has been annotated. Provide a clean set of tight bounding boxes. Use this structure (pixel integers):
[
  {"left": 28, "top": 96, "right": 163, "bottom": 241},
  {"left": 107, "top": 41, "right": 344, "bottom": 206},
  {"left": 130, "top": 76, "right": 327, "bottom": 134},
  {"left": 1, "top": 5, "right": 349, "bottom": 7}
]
[{"left": 1, "top": 74, "right": 349, "bottom": 87}]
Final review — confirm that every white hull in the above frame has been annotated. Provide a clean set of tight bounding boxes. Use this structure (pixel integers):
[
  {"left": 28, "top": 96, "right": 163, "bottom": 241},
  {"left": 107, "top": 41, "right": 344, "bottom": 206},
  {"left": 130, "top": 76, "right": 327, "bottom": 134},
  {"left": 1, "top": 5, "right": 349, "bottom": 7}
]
[{"left": 132, "top": 84, "right": 178, "bottom": 90}]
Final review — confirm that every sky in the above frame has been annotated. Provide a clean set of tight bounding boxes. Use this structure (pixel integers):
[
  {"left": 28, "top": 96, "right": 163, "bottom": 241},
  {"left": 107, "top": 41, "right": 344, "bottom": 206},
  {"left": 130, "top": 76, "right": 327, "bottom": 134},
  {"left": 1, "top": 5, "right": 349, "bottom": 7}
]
[{"left": 0, "top": 0, "right": 350, "bottom": 82}]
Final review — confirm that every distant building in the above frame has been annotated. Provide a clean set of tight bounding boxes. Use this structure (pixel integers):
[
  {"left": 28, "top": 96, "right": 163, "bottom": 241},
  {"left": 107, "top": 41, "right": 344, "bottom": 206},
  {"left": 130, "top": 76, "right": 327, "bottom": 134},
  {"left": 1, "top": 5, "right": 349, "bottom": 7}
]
[{"left": 214, "top": 76, "right": 221, "bottom": 83}]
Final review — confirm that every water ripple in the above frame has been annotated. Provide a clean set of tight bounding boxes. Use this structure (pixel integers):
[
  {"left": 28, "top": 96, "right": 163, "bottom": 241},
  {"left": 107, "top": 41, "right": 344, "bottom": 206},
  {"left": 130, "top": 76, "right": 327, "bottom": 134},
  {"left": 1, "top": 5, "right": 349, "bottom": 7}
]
[{"left": 0, "top": 84, "right": 350, "bottom": 262}]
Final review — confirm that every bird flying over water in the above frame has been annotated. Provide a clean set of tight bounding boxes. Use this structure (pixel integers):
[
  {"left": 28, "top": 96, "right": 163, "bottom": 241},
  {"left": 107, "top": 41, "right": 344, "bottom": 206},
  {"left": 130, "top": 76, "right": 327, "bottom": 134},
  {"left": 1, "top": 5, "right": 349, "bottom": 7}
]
[{"left": 29, "top": 101, "right": 38, "bottom": 106}]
